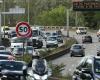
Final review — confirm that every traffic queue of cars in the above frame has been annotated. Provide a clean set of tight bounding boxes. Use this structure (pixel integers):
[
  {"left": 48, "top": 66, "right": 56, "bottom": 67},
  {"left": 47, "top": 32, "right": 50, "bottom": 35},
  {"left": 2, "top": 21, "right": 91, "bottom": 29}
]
[{"left": 71, "top": 27, "right": 100, "bottom": 80}]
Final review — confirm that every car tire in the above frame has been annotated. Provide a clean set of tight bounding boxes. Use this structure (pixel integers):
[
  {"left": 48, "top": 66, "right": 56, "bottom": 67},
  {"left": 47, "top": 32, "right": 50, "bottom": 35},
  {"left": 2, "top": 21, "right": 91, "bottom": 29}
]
[
  {"left": 82, "top": 54, "right": 85, "bottom": 57},
  {"left": 70, "top": 54, "right": 73, "bottom": 57},
  {"left": 97, "top": 54, "right": 100, "bottom": 56}
]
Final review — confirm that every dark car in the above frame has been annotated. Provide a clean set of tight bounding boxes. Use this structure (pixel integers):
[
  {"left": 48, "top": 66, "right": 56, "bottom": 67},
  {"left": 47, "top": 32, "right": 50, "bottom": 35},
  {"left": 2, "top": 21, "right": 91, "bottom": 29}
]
[
  {"left": 0, "top": 51, "right": 15, "bottom": 60},
  {"left": 32, "top": 39, "right": 43, "bottom": 48},
  {"left": 70, "top": 44, "right": 85, "bottom": 57},
  {"left": 73, "top": 56, "right": 100, "bottom": 80},
  {"left": 0, "top": 60, "right": 27, "bottom": 80},
  {"left": 57, "top": 35, "right": 63, "bottom": 43},
  {"left": 82, "top": 35, "right": 92, "bottom": 43},
  {"left": 9, "top": 30, "right": 17, "bottom": 38}
]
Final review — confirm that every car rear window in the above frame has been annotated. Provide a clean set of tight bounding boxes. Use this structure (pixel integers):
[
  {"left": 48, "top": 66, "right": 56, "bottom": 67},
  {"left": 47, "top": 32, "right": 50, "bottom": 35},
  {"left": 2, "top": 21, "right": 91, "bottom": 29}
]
[{"left": 73, "top": 45, "right": 82, "bottom": 49}]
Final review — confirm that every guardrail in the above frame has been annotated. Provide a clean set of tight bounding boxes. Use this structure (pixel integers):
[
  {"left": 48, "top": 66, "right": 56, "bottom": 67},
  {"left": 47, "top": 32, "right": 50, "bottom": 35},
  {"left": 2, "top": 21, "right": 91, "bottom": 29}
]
[{"left": 44, "top": 37, "right": 78, "bottom": 61}]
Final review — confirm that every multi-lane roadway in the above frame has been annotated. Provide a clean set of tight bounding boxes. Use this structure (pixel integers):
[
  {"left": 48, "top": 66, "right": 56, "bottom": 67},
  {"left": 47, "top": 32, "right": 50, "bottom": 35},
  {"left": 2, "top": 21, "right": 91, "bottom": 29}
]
[{"left": 51, "top": 30, "right": 99, "bottom": 75}]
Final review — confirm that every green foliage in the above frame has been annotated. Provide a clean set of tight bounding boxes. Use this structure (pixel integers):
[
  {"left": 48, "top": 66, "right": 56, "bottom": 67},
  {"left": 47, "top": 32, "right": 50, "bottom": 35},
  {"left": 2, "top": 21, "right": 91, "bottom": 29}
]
[{"left": 35, "top": 6, "right": 66, "bottom": 26}]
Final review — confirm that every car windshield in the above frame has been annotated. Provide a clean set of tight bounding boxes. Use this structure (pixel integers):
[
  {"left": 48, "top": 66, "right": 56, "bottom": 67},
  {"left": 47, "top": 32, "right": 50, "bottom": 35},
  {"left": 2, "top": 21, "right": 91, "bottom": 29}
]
[
  {"left": 47, "top": 37, "right": 57, "bottom": 41},
  {"left": 52, "top": 33, "right": 57, "bottom": 36},
  {"left": 32, "top": 30, "right": 39, "bottom": 37},
  {"left": 46, "top": 32, "right": 51, "bottom": 36},
  {"left": 0, "top": 61, "right": 23, "bottom": 71},
  {"left": 0, "top": 47, "right": 5, "bottom": 50},
  {"left": 94, "top": 59, "right": 100, "bottom": 74},
  {"left": 18, "top": 48, "right": 25, "bottom": 52},
  {"left": 0, "top": 52, "right": 11, "bottom": 55},
  {"left": 26, "top": 47, "right": 33, "bottom": 50},
  {"left": 73, "top": 45, "right": 82, "bottom": 49},
  {"left": 79, "top": 28, "right": 85, "bottom": 30}
]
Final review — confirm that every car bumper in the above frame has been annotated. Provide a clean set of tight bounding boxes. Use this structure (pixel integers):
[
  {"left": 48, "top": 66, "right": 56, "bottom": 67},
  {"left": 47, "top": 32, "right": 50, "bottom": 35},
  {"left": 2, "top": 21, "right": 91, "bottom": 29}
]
[{"left": 71, "top": 51, "right": 84, "bottom": 55}]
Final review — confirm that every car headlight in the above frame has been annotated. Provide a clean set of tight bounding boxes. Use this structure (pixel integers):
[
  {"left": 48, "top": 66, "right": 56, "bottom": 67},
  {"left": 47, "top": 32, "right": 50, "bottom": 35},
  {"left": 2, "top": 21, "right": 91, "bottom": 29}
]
[
  {"left": 42, "top": 75, "right": 48, "bottom": 80},
  {"left": 33, "top": 74, "right": 40, "bottom": 79}
]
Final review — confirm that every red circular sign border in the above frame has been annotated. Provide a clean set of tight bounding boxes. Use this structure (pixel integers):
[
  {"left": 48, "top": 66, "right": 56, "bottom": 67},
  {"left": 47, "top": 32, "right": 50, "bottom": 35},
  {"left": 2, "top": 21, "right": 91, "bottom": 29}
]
[{"left": 16, "top": 22, "right": 31, "bottom": 37}]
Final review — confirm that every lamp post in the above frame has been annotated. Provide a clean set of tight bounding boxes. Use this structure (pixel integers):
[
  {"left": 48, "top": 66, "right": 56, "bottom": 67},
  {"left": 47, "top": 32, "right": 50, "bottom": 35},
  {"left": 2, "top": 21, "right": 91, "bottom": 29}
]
[
  {"left": 66, "top": 9, "right": 69, "bottom": 37},
  {"left": 27, "top": 0, "right": 30, "bottom": 24}
]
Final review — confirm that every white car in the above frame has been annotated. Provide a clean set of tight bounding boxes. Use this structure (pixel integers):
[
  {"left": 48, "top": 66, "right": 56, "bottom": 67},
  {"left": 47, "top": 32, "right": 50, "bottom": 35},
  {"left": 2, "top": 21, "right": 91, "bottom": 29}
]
[
  {"left": 76, "top": 27, "right": 87, "bottom": 34},
  {"left": 46, "top": 36, "right": 58, "bottom": 48},
  {"left": 11, "top": 37, "right": 30, "bottom": 50}
]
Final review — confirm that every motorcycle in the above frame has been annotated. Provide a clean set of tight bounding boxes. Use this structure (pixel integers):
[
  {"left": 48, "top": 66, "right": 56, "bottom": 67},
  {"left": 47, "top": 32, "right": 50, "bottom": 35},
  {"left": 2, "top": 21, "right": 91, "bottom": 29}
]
[{"left": 26, "top": 59, "right": 52, "bottom": 80}]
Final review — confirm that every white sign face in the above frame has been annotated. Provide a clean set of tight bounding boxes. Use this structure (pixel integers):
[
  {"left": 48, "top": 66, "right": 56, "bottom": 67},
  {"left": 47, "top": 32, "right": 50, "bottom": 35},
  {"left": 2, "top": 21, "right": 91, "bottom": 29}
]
[{"left": 18, "top": 24, "right": 29, "bottom": 35}]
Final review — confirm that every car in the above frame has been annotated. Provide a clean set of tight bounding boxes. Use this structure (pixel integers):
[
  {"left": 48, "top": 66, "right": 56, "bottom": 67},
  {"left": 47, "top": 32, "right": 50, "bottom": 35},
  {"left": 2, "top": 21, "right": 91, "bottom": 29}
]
[
  {"left": 12, "top": 46, "right": 35, "bottom": 56},
  {"left": 73, "top": 56, "right": 100, "bottom": 80},
  {"left": 43, "top": 32, "right": 51, "bottom": 40},
  {"left": 76, "top": 27, "right": 87, "bottom": 34},
  {"left": 97, "top": 29, "right": 100, "bottom": 37},
  {"left": 11, "top": 37, "right": 32, "bottom": 50},
  {"left": 0, "top": 46, "right": 6, "bottom": 50},
  {"left": 0, "top": 50, "right": 15, "bottom": 60},
  {"left": 70, "top": 44, "right": 85, "bottom": 57},
  {"left": 9, "top": 30, "right": 17, "bottom": 38},
  {"left": 97, "top": 46, "right": 100, "bottom": 56},
  {"left": 0, "top": 60, "right": 27, "bottom": 80},
  {"left": 82, "top": 35, "right": 92, "bottom": 43},
  {"left": 46, "top": 36, "right": 58, "bottom": 48},
  {"left": 57, "top": 35, "right": 63, "bottom": 43}
]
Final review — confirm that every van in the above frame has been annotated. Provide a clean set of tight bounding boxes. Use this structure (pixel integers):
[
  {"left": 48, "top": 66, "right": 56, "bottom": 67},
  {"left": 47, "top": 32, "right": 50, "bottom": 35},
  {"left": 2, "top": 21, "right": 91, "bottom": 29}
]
[{"left": 76, "top": 27, "right": 87, "bottom": 34}]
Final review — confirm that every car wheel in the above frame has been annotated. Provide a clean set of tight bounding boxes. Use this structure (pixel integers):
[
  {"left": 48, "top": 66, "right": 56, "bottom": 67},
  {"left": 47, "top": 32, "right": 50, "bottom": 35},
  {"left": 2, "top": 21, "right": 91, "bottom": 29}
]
[
  {"left": 70, "top": 54, "right": 73, "bottom": 57},
  {"left": 46, "top": 45, "right": 49, "bottom": 48},
  {"left": 97, "top": 54, "right": 100, "bottom": 56},
  {"left": 82, "top": 54, "right": 85, "bottom": 57}
]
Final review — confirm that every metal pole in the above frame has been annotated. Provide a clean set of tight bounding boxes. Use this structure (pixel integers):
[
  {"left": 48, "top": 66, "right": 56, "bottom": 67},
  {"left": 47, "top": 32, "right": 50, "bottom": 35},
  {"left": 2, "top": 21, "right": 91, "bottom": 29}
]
[
  {"left": 0, "top": 13, "right": 2, "bottom": 45},
  {"left": 66, "top": 9, "right": 69, "bottom": 37},
  {"left": 28, "top": 0, "right": 29, "bottom": 24},
  {"left": 75, "top": 12, "right": 78, "bottom": 27},
  {"left": 3, "top": 0, "right": 5, "bottom": 38}
]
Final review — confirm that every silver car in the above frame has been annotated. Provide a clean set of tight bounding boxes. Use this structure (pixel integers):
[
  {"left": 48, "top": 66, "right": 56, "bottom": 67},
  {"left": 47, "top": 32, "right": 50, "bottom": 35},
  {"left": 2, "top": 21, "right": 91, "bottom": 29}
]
[{"left": 70, "top": 44, "right": 85, "bottom": 57}]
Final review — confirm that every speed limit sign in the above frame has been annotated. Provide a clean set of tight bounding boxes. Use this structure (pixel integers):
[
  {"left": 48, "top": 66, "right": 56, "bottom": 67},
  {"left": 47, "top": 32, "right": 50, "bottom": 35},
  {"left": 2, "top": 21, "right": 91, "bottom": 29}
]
[{"left": 16, "top": 22, "right": 32, "bottom": 38}]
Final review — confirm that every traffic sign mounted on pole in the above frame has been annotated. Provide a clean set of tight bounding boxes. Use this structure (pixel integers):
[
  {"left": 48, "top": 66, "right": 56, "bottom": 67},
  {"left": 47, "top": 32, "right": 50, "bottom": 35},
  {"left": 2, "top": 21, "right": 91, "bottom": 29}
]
[{"left": 16, "top": 22, "right": 32, "bottom": 38}]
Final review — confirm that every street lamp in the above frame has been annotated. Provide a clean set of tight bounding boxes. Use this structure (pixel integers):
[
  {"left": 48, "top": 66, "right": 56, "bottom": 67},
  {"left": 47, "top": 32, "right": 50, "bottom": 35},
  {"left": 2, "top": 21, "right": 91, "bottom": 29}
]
[
  {"left": 27, "top": 0, "right": 30, "bottom": 24},
  {"left": 66, "top": 9, "right": 69, "bottom": 37}
]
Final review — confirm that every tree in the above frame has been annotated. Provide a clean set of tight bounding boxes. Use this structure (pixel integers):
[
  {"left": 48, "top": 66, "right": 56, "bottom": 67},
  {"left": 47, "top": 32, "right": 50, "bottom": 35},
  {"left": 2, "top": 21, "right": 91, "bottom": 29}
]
[{"left": 35, "top": 6, "right": 66, "bottom": 26}]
